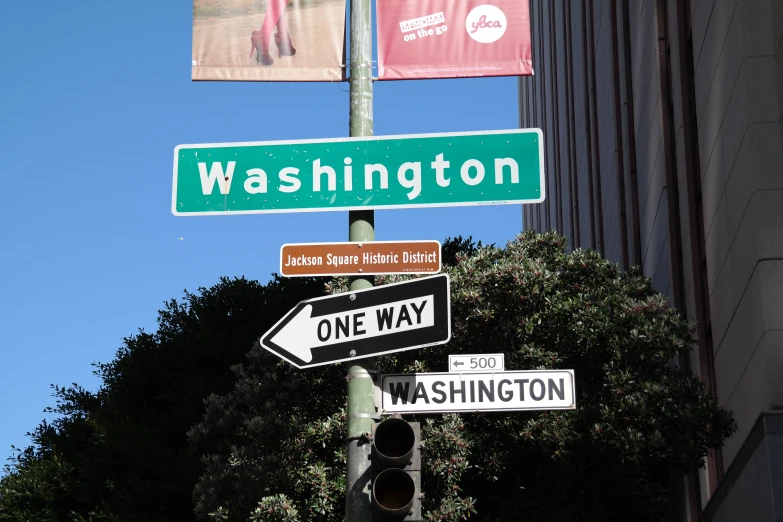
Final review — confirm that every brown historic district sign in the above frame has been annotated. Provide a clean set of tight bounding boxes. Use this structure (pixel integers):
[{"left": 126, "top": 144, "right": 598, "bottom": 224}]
[{"left": 280, "top": 240, "right": 441, "bottom": 277}]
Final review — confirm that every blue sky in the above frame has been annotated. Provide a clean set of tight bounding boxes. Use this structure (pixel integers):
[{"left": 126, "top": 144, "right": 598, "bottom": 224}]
[{"left": 0, "top": 0, "right": 524, "bottom": 461}]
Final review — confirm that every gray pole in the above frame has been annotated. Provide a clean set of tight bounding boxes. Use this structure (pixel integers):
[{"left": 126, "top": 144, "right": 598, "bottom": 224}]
[{"left": 345, "top": 0, "right": 375, "bottom": 519}]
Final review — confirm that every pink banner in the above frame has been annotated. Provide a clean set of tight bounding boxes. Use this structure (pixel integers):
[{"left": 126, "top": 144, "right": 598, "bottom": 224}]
[
  {"left": 192, "top": 0, "right": 346, "bottom": 82},
  {"left": 377, "top": 0, "right": 533, "bottom": 80}
]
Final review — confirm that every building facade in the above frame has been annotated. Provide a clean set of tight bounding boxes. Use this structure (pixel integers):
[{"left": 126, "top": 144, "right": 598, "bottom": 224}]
[{"left": 518, "top": 0, "right": 783, "bottom": 520}]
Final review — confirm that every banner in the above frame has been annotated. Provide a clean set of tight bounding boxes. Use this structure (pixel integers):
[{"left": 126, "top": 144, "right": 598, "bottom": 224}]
[
  {"left": 377, "top": 0, "right": 532, "bottom": 80},
  {"left": 192, "top": 0, "right": 346, "bottom": 82}
]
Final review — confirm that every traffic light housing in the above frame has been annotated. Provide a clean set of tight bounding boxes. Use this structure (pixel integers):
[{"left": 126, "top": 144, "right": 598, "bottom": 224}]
[{"left": 370, "top": 417, "right": 421, "bottom": 521}]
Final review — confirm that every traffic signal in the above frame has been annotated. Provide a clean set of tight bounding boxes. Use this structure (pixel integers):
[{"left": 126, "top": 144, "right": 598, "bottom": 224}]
[{"left": 370, "top": 416, "right": 421, "bottom": 521}]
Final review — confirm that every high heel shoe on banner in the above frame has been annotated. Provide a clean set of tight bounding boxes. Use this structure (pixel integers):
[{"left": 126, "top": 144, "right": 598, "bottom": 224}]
[
  {"left": 249, "top": 31, "right": 274, "bottom": 66},
  {"left": 274, "top": 32, "right": 296, "bottom": 57}
]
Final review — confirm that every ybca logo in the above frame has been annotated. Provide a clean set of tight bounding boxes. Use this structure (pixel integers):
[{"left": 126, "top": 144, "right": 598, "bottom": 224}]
[{"left": 465, "top": 5, "right": 507, "bottom": 43}]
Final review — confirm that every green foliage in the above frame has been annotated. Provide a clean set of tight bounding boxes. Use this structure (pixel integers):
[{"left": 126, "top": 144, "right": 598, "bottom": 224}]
[
  {"left": 441, "top": 235, "right": 488, "bottom": 267},
  {"left": 190, "top": 231, "right": 735, "bottom": 522},
  {"left": 188, "top": 346, "right": 347, "bottom": 521},
  {"left": 1, "top": 232, "right": 735, "bottom": 522},
  {"left": 421, "top": 415, "right": 477, "bottom": 520},
  {"left": 0, "top": 275, "right": 327, "bottom": 522},
  {"left": 249, "top": 494, "right": 300, "bottom": 521}
]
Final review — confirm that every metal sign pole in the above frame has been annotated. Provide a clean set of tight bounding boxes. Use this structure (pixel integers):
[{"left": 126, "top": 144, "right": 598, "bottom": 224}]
[{"left": 346, "top": 0, "right": 375, "bottom": 519}]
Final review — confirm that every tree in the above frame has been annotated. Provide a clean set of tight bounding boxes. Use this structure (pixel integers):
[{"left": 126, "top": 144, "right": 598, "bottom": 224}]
[
  {"left": 1, "top": 233, "right": 735, "bottom": 521},
  {"left": 0, "top": 237, "right": 479, "bottom": 521},
  {"left": 1, "top": 275, "right": 328, "bottom": 522},
  {"left": 440, "top": 235, "right": 487, "bottom": 266},
  {"left": 189, "top": 231, "right": 735, "bottom": 522}
]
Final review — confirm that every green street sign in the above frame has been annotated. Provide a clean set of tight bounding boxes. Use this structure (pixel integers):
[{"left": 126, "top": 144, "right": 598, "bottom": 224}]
[{"left": 172, "top": 129, "right": 544, "bottom": 216}]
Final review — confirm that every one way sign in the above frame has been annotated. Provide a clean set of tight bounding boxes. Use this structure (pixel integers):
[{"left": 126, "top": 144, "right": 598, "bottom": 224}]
[{"left": 260, "top": 274, "right": 451, "bottom": 368}]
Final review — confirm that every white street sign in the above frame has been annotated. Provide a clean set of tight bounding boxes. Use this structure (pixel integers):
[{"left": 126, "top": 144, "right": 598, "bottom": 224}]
[
  {"left": 448, "top": 353, "right": 504, "bottom": 372},
  {"left": 380, "top": 370, "right": 576, "bottom": 414}
]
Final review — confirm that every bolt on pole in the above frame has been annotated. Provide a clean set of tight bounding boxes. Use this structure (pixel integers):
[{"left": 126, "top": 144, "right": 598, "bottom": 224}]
[{"left": 345, "top": 0, "right": 376, "bottom": 519}]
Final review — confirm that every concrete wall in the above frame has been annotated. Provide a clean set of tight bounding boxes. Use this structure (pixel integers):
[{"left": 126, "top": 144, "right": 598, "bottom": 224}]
[
  {"left": 690, "top": 0, "right": 783, "bottom": 466},
  {"left": 520, "top": 0, "right": 783, "bottom": 518},
  {"left": 701, "top": 413, "right": 783, "bottom": 522}
]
